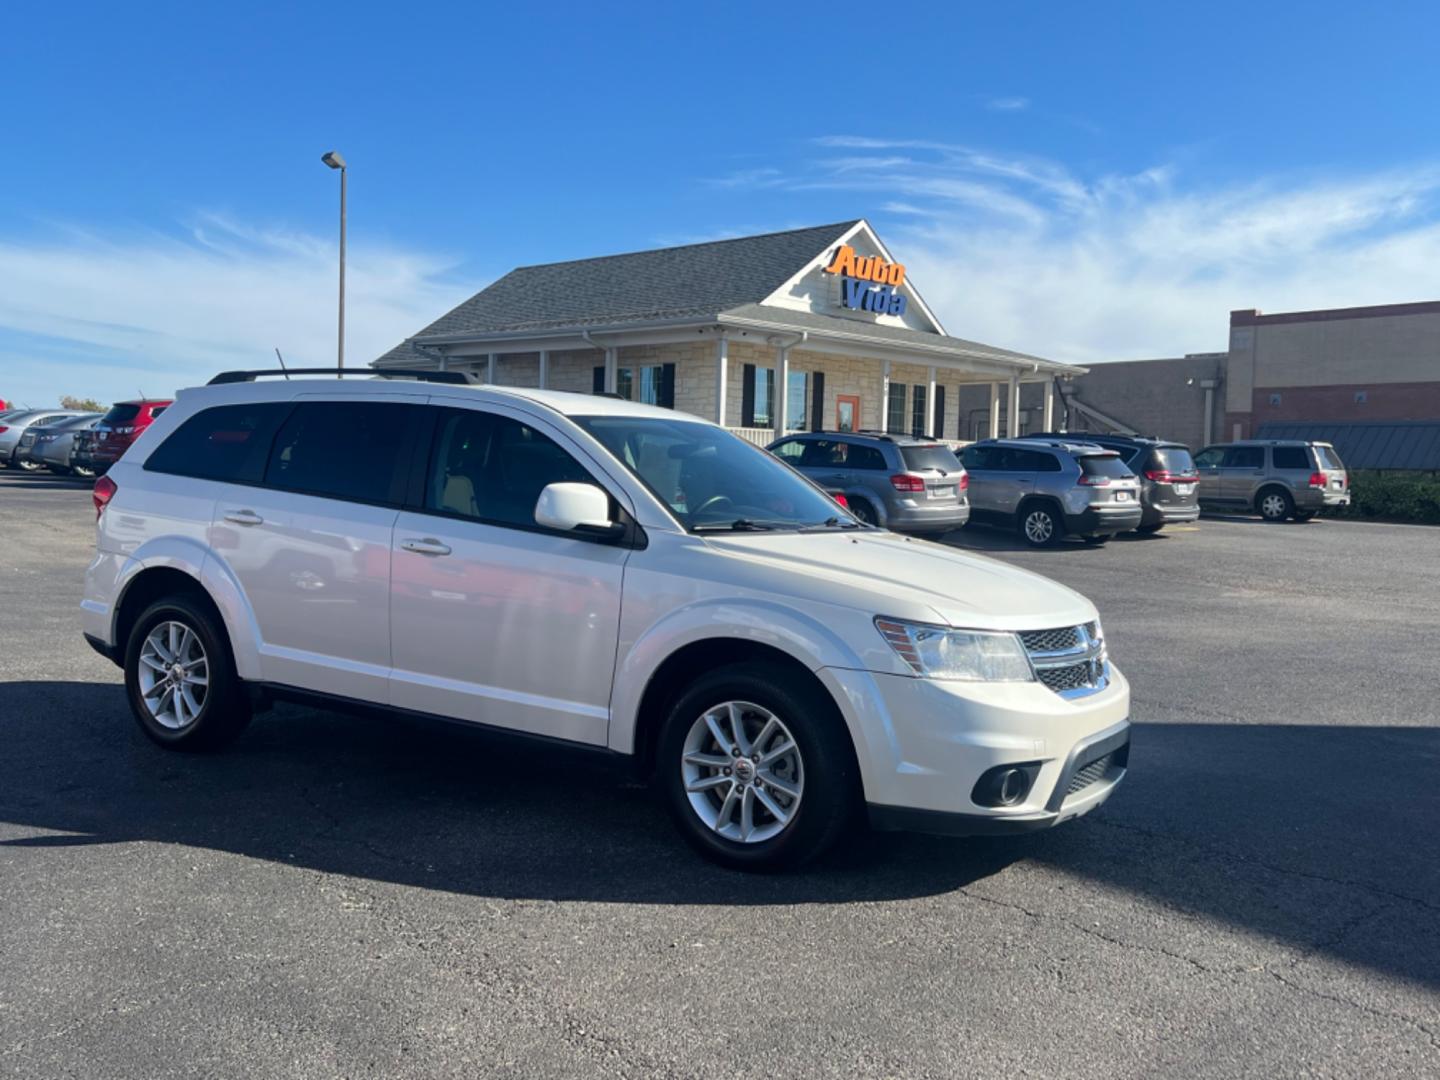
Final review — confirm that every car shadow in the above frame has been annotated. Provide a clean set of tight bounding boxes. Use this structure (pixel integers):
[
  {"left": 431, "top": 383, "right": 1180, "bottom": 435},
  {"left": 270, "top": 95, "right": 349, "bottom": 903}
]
[
  {"left": 2, "top": 680, "right": 1436, "bottom": 988},
  {"left": 939, "top": 528, "right": 1118, "bottom": 554}
]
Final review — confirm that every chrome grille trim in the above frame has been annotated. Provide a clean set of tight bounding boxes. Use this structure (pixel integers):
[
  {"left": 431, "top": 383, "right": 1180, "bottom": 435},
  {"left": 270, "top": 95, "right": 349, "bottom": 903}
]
[{"left": 1021, "top": 621, "right": 1108, "bottom": 699}]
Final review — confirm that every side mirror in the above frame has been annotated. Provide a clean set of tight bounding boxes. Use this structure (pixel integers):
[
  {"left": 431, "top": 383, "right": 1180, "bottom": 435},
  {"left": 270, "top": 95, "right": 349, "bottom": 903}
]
[{"left": 534, "top": 482, "right": 621, "bottom": 537}]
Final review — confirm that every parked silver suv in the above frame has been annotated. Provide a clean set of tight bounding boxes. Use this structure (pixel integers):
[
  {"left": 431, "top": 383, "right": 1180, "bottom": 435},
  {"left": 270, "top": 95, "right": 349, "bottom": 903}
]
[
  {"left": 960, "top": 439, "right": 1143, "bottom": 547},
  {"left": 768, "top": 431, "right": 970, "bottom": 535},
  {"left": 1194, "top": 440, "right": 1350, "bottom": 521}
]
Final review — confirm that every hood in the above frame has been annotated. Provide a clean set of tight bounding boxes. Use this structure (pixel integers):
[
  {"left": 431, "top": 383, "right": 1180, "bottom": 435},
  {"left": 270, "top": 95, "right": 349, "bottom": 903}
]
[{"left": 700, "top": 530, "right": 1096, "bottom": 630}]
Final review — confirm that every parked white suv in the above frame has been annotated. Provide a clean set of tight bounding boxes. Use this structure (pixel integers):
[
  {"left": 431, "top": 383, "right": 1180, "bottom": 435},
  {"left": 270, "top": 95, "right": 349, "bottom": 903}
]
[{"left": 82, "top": 371, "right": 1130, "bottom": 870}]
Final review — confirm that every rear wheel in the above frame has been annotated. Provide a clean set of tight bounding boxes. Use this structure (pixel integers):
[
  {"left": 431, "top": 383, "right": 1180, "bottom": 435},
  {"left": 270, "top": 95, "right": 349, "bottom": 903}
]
[
  {"left": 1257, "top": 488, "right": 1294, "bottom": 522},
  {"left": 849, "top": 498, "right": 879, "bottom": 527},
  {"left": 124, "top": 596, "right": 251, "bottom": 750},
  {"left": 1136, "top": 523, "right": 1164, "bottom": 534},
  {"left": 657, "top": 663, "right": 859, "bottom": 871},
  {"left": 1018, "top": 503, "right": 1064, "bottom": 547}
]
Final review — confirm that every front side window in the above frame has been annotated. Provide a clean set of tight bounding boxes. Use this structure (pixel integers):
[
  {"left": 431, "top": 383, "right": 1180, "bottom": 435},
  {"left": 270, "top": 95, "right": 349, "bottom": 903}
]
[
  {"left": 426, "top": 409, "right": 596, "bottom": 528},
  {"left": 264, "top": 401, "right": 416, "bottom": 505},
  {"left": 961, "top": 445, "right": 993, "bottom": 471},
  {"left": 146, "top": 402, "right": 289, "bottom": 483},
  {"left": 575, "top": 416, "right": 852, "bottom": 531}
]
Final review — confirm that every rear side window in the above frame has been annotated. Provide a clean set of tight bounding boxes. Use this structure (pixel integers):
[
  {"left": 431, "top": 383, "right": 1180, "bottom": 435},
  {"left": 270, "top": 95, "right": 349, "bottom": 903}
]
[
  {"left": 1314, "top": 445, "right": 1345, "bottom": 470},
  {"left": 899, "top": 444, "right": 963, "bottom": 473},
  {"left": 265, "top": 401, "right": 418, "bottom": 505},
  {"left": 101, "top": 404, "right": 140, "bottom": 425},
  {"left": 1079, "top": 455, "right": 1134, "bottom": 479},
  {"left": 846, "top": 444, "right": 887, "bottom": 470},
  {"left": 146, "top": 403, "right": 290, "bottom": 483},
  {"left": 1271, "top": 446, "right": 1310, "bottom": 470},
  {"left": 1222, "top": 446, "right": 1264, "bottom": 469}
]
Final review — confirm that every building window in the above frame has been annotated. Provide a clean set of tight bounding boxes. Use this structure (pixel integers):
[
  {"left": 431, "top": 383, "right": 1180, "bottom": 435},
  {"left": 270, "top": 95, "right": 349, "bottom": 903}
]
[
  {"left": 887, "top": 382, "right": 907, "bottom": 433},
  {"left": 616, "top": 367, "right": 634, "bottom": 402},
  {"left": 1355, "top": 391, "right": 1368, "bottom": 404},
  {"left": 787, "top": 371, "right": 808, "bottom": 432},
  {"left": 1268, "top": 393, "right": 1282, "bottom": 407},
  {"left": 753, "top": 367, "right": 774, "bottom": 427},
  {"left": 911, "top": 385, "right": 927, "bottom": 437}
]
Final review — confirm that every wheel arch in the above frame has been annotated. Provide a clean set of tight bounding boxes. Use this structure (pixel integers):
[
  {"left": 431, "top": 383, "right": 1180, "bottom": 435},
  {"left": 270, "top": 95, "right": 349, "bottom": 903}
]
[
  {"left": 114, "top": 566, "right": 226, "bottom": 662},
  {"left": 1254, "top": 483, "right": 1293, "bottom": 515}
]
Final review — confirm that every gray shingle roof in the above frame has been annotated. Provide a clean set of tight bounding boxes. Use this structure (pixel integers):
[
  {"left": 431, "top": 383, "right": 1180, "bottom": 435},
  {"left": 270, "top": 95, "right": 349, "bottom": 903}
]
[
  {"left": 377, "top": 222, "right": 860, "bottom": 366},
  {"left": 1256, "top": 420, "right": 1440, "bottom": 471}
]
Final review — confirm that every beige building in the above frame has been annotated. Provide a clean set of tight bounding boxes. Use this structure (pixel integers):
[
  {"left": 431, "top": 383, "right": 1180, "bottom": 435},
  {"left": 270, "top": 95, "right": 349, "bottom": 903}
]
[{"left": 374, "top": 220, "right": 1080, "bottom": 442}]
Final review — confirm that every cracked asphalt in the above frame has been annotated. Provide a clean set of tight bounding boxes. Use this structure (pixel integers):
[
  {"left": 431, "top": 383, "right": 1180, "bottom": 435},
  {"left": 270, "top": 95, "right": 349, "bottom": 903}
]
[{"left": 1, "top": 469, "right": 1437, "bottom": 1078}]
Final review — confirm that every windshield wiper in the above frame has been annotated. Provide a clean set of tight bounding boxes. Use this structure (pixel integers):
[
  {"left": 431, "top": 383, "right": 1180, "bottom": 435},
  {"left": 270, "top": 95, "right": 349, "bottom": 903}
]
[
  {"left": 799, "top": 516, "right": 862, "bottom": 531},
  {"left": 692, "top": 518, "right": 780, "bottom": 533}
]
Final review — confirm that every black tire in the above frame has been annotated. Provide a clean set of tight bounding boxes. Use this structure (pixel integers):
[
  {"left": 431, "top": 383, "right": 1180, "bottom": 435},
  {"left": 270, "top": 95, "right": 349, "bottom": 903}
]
[
  {"left": 657, "top": 662, "right": 860, "bottom": 871},
  {"left": 72, "top": 463, "right": 96, "bottom": 479},
  {"left": 16, "top": 457, "right": 43, "bottom": 472},
  {"left": 1292, "top": 509, "right": 1318, "bottom": 522},
  {"left": 123, "top": 595, "right": 251, "bottom": 751},
  {"left": 46, "top": 464, "right": 74, "bottom": 476},
  {"left": 849, "top": 498, "right": 880, "bottom": 527},
  {"left": 1136, "top": 522, "right": 1164, "bottom": 534},
  {"left": 1257, "top": 487, "right": 1294, "bottom": 522},
  {"left": 1017, "top": 502, "right": 1065, "bottom": 548}
]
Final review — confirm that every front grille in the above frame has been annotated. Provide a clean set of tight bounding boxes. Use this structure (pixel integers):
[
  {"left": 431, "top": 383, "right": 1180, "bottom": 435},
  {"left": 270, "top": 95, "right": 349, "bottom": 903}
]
[
  {"left": 1067, "top": 750, "right": 1116, "bottom": 795},
  {"left": 1020, "top": 621, "right": 1107, "bottom": 698}
]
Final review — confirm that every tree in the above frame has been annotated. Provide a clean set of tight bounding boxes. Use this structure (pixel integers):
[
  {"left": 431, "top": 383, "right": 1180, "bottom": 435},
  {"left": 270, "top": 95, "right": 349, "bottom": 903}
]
[{"left": 60, "top": 395, "right": 105, "bottom": 411}]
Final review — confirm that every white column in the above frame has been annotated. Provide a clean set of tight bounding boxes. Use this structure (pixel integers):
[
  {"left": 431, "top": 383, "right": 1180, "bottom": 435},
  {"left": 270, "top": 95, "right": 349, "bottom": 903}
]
[
  {"left": 988, "top": 382, "right": 1001, "bottom": 438},
  {"left": 881, "top": 358, "right": 893, "bottom": 433},
  {"left": 537, "top": 350, "right": 549, "bottom": 389},
  {"left": 486, "top": 353, "right": 497, "bottom": 384},
  {"left": 715, "top": 336, "right": 729, "bottom": 426},
  {"left": 437, "top": 352, "right": 448, "bottom": 372},
  {"left": 926, "top": 366, "right": 938, "bottom": 438},
  {"left": 604, "top": 347, "right": 618, "bottom": 395},
  {"left": 1043, "top": 380, "right": 1054, "bottom": 430},
  {"left": 1006, "top": 377, "right": 1021, "bottom": 437},
  {"left": 774, "top": 346, "right": 789, "bottom": 435}
]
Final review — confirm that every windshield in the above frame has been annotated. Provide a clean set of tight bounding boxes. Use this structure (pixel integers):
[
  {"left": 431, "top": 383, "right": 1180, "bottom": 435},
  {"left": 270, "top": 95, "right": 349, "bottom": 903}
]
[
  {"left": 1314, "top": 444, "right": 1346, "bottom": 470},
  {"left": 899, "top": 444, "right": 963, "bottom": 473},
  {"left": 1079, "top": 454, "right": 1135, "bottom": 479},
  {"left": 574, "top": 416, "right": 856, "bottom": 531},
  {"left": 101, "top": 403, "right": 140, "bottom": 426}
]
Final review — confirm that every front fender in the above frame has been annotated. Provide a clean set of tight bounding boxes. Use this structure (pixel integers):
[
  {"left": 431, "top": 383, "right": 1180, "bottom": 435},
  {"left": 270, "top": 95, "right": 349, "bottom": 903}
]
[{"left": 607, "top": 597, "right": 874, "bottom": 756}]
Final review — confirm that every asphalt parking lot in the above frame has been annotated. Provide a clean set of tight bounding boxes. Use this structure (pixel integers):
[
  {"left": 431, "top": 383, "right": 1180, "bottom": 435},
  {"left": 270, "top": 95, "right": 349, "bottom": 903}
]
[{"left": 1, "top": 469, "right": 1437, "bottom": 1078}]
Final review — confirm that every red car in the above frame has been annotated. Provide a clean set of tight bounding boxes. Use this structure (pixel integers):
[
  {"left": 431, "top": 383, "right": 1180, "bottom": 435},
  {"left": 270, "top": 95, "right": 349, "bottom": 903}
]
[{"left": 88, "top": 399, "right": 172, "bottom": 473}]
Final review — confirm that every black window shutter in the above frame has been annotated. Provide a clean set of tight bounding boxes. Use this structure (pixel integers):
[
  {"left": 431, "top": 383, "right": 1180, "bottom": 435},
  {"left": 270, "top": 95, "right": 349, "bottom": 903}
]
[
  {"left": 933, "top": 385, "right": 946, "bottom": 439},
  {"left": 741, "top": 364, "right": 756, "bottom": 427},
  {"left": 810, "top": 371, "right": 825, "bottom": 432},
  {"left": 658, "top": 363, "right": 676, "bottom": 409},
  {"left": 592, "top": 366, "right": 605, "bottom": 394}
]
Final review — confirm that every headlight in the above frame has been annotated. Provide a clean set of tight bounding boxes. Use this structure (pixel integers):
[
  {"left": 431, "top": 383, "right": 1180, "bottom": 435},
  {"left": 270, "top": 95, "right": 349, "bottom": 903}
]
[{"left": 875, "top": 617, "right": 1035, "bottom": 682}]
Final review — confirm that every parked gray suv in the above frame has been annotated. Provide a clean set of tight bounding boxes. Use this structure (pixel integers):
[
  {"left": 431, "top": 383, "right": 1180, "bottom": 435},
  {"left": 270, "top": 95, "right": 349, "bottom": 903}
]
[
  {"left": 768, "top": 431, "right": 970, "bottom": 534},
  {"left": 1194, "top": 439, "right": 1350, "bottom": 521},
  {"left": 960, "top": 439, "right": 1143, "bottom": 547}
]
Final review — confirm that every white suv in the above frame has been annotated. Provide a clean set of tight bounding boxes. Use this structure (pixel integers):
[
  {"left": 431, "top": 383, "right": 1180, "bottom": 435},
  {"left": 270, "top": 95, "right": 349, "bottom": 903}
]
[{"left": 81, "top": 371, "right": 1130, "bottom": 870}]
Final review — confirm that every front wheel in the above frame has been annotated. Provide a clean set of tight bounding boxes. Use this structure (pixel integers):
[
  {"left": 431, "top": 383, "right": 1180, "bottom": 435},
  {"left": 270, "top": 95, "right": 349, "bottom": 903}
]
[
  {"left": 1018, "top": 504, "right": 1064, "bottom": 548},
  {"left": 124, "top": 596, "right": 251, "bottom": 750},
  {"left": 1258, "top": 488, "right": 1294, "bottom": 522},
  {"left": 72, "top": 463, "right": 96, "bottom": 479},
  {"left": 657, "top": 663, "right": 859, "bottom": 871}
]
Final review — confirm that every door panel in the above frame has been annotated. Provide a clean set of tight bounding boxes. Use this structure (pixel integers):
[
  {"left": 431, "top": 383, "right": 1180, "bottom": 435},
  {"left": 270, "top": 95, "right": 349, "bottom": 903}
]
[
  {"left": 1219, "top": 446, "right": 1265, "bottom": 502},
  {"left": 835, "top": 395, "right": 860, "bottom": 433}
]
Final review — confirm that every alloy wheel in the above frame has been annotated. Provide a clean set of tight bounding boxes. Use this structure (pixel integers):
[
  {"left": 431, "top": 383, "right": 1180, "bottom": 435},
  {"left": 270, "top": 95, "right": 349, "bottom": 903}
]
[
  {"left": 680, "top": 701, "right": 804, "bottom": 844},
  {"left": 1024, "top": 510, "right": 1055, "bottom": 544},
  {"left": 137, "top": 620, "right": 210, "bottom": 730}
]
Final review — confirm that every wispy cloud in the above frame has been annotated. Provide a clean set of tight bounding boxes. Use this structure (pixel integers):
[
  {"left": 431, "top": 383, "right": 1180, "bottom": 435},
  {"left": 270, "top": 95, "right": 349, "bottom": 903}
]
[
  {"left": 986, "top": 96, "right": 1030, "bottom": 111},
  {"left": 705, "top": 167, "right": 784, "bottom": 189},
  {"left": 0, "top": 217, "right": 477, "bottom": 408},
  {"left": 777, "top": 138, "right": 1440, "bottom": 361}
]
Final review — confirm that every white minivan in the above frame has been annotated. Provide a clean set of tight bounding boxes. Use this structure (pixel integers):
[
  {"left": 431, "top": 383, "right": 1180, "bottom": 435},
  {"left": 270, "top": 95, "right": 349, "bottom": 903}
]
[{"left": 82, "top": 371, "right": 1130, "bottom": 870}]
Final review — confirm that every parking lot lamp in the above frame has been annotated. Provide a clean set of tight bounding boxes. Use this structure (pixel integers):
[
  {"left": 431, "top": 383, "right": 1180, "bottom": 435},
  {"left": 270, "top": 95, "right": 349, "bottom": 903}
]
[{"left": 321, "top": 150, "right": 347, "bottom": 369}]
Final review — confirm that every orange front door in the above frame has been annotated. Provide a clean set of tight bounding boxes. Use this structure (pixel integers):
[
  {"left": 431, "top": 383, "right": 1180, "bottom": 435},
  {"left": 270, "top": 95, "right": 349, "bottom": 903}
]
[{"left": 836, "top": 395, "right": 860, "bottom": 432}]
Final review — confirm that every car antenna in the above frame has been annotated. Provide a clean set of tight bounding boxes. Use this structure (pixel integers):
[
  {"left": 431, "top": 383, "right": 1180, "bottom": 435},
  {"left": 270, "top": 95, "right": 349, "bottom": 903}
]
[{"left": 274, "top": 347, "right": 291, "bottom": 379}]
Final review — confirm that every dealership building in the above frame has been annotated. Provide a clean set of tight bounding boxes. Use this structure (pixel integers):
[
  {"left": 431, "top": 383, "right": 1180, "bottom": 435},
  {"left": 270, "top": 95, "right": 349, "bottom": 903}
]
[{"left": 375, "top": 220, "right": 1081, "bottom": 442}]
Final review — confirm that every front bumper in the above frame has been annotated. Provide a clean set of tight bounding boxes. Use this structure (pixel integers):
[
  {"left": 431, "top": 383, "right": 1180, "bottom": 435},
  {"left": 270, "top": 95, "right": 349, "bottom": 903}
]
[{"left": 818, "top": 664, "right": 1131, "bottom": 832}]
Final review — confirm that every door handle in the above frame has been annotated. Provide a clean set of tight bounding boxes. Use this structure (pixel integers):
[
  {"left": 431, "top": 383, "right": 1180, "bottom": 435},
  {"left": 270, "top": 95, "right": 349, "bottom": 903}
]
[
  {"left": 223, "top": 510, "right": 264, "bottom": 527},
  {"left": 400, "top": 538, "right": 452, "bottom": 557}
]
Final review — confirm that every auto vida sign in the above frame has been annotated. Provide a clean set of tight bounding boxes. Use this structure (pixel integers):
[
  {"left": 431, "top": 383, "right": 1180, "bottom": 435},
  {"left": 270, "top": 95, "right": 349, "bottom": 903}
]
[{"left": 822, "top": 244, "right": 909, "bottom": 316}]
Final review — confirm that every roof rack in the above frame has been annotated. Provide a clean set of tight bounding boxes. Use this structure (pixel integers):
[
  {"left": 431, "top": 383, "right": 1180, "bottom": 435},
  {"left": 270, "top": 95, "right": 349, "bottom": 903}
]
[{"left": 207, "top": 368, "right": 471, "bottom": 386}]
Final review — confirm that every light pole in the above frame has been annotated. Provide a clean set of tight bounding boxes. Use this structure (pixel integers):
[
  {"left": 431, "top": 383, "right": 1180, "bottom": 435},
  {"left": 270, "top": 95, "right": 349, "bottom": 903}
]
[{"left": 321, "top": 150, "right": 347, "bottom": 369}]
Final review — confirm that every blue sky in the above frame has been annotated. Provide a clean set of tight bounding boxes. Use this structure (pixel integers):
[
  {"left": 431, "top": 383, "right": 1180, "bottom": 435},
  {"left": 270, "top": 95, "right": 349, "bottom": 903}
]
[{"left": 4, "top": 1, "right": 1440, "bottom": 407}]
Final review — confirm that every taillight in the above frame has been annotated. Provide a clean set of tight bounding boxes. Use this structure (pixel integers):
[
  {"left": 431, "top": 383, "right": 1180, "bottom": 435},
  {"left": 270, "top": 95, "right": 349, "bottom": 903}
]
[
  {"left": 1077, "top": 474, "right": 1111, "bottom": 487},
  {"left": 833, "top": 493, "right": 849, "bottom": 509},
  {"left": 93, "top": 475, "right": 117, "bottom": 519},
  {"left": 890, "top": 474, "right": 926, "bottom": 492},
  {"left": 0, "top": 426, "right": 8, "bottom": 434},
  {"left": 1308, "top": 471, "right": 1326, "bottom": 488},
  {"left": 1144, "top": 469, "right": 1199, "bottom": 483},
  {"left": 959, "top": 473, "right": 970, "bottom": 491}
]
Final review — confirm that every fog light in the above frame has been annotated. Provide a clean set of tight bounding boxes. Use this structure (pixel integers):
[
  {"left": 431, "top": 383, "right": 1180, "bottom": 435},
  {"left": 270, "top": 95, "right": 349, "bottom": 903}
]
[{"left": 971, "top": 762, "right": 1041, "bottom": 808}]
